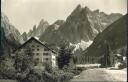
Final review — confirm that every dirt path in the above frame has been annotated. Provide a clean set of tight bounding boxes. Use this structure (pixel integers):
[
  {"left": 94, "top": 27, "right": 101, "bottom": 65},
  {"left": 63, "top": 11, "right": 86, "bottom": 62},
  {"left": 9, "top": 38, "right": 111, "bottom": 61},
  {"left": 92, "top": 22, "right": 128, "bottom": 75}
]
[
  {"left": 0, "top": 80, "right": 17, "bottom": 82},
  {"left": 70, "top": 68, "right": 127, "bottom": 82}
]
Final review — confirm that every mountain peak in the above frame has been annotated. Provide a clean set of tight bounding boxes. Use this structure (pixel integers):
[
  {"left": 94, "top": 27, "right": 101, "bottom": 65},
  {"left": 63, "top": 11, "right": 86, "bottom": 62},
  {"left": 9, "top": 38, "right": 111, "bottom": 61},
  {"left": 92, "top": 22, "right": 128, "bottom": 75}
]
[
  {"left": 82, "top": 6, "right": 91, "bottom": 13},
  {"left": 1, "top": 13, "right": 21, "bottom": 46},
  {"left": 39, "top": 19, "right": 49, "bottom": 25},
  {"left": 22, "top": 32, "right": 27, "bottom": 35},
  {"left": 93, "top": 9, "right": 100, "bottom": 13},
  {"left": 76, "top": 4, "right": 82, "bottom": 9},
  {"left": 27, "top": 19, "right": 49, "bottom": 38},
  {"left": 84, "top": 6, "right": 90, "bottom": 10},
  {"left": 33, "top": 25, "right": 36, "bottom": 30},
  {"left": 21, "top": 32, "right": 27, "bottom": 41},
  {"left": 71, "top": 4, "right": 82, "bottom": 14},
  {"left": 1, "top": 13, "right": 10, "bottom": 23},
  {"left": 54, "top": 20, "right": 65, "bottom": 25}
]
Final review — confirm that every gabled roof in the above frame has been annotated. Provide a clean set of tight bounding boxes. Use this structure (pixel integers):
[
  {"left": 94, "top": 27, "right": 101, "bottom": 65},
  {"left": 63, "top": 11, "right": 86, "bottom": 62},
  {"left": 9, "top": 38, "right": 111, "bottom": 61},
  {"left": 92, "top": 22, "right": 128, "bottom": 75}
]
[{"left": 13, "top": 37, "right": 57, "bottom": 54}]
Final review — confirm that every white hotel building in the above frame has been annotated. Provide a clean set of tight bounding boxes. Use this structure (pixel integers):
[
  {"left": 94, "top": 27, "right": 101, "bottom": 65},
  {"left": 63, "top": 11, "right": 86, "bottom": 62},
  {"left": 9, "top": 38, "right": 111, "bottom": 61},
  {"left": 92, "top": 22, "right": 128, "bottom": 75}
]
[{"left": 13, "top": 37, "right": 57, "bottom": 68}]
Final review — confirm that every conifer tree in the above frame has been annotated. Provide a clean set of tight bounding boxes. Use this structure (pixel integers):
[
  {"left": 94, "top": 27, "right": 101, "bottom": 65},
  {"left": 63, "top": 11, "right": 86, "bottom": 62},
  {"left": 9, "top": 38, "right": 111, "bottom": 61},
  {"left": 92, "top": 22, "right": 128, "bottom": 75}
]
[{"left": 57, "top": 45, "right": 73, "bottom": 69}]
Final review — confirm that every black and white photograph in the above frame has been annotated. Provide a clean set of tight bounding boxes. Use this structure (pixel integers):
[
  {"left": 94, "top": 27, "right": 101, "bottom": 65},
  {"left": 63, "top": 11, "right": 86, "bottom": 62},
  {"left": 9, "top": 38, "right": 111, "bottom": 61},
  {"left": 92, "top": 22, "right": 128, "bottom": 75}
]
[{"left": 0, "top": 0, "right": 127, "bottom": 82}]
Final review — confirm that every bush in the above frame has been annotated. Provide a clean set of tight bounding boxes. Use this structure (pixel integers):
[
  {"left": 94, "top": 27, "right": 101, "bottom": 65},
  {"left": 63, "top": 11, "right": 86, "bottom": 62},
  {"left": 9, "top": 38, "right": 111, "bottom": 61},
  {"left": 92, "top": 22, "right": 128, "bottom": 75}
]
[
  {"left": 19, "top": 70, "right": 42, "bottom": 82},
  {"left": 16, "top": 66, "right": 82, "bottom": 82},
  {"left": 60, "top": 72, "right": 74, "bottom": 82},
  {"left": 33, "top": 68, "right": 43, "bottom": 77},
  {"left": 41, "top": 69, "right": 74, "bottom": 82},
  {"left": 0, "top": 59, "right": 16, "bottom": 79},
  {"left": 5, "top": 68, "right": 16, "bottom": 79},
  {"left": 118, "top": 62, "right": 126, "bottom": 69},
  {"left": 25, "top": 73, "right": 41, "bottom": 82},
  {"left": 44, "top": 62, "right": 53, "bottom": 73},
  {"left": 70, "top": 69, "right": 81, "bottom": 75},
  {"left": 72, "top": 67, "right": 85, "bottom": 75}
]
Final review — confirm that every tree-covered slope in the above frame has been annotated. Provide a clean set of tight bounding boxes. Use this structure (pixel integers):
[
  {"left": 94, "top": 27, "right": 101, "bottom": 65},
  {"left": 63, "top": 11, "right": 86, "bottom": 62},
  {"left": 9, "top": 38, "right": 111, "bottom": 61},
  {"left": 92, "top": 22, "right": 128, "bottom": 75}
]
[{"left": 82, "top": 14, "right": 127, "bottom": 57}]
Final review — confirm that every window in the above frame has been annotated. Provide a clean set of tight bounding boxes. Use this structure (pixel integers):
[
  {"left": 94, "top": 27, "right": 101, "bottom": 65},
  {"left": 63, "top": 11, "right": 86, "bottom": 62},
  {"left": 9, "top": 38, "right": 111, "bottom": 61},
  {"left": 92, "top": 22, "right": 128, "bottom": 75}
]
[
  {"left": 34, "top": 58, "right": 39, "bottom": 66},
  {"left": 37, "top": 53, "right": 39, "bottom": 55},
  {"left": 37, "top": 49, "right": 40, "bottom": 51},
  {"left": 46, "top": 58, "right": 49, "bottom": 61},
  {"left": 32, "top": 49, "right": 35, "bottom": 51},
  {"left": 43, "top": 53, "right": 49, "bottom": 56},
  {"left": 44, "top": 48, "right": 49, "bottom": 51},
  {"left": 32, "top": 45, "right": 35, "bottom": 47},
  {"left": 52, "top": 58, "right": 55, "bottom": 61},
  {"left": 42, "top": 62, "right": 45, "bottom": 66},
  {"left": 37, "top": 45, "right": 40, "bottom": 47}
]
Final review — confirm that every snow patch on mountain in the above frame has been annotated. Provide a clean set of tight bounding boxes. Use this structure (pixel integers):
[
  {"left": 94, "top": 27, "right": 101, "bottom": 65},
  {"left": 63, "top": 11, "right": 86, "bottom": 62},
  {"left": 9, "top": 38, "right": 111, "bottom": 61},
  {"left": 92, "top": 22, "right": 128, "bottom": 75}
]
[
  {"left": 54, "top": 24, "right": 59, "bottom": 30},
  {"left": 101, "top": 22, "right": 107, "bottom": 26},
  {"left": 70, "top": 40, "right": 93, "bottom": 52},
  {"left": 92, "top": 27, "right": 99, "bottom": 35}
]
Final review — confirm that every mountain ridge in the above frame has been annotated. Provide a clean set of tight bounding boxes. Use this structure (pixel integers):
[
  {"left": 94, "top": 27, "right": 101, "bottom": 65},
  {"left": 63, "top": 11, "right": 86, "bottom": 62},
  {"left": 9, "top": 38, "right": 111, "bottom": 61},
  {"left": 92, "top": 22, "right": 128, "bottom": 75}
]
[
  {"left": 0, "top": 13, "right": 21, "bottom": 56},
  {"left": 82, "top": 14, "right": 127, "bottom": 57},
  {"left": 1, "top": 5, "right": 123, "bottom": 54},
  {"left": 39, "top": 5, "right": 122, "bottom": 52}
]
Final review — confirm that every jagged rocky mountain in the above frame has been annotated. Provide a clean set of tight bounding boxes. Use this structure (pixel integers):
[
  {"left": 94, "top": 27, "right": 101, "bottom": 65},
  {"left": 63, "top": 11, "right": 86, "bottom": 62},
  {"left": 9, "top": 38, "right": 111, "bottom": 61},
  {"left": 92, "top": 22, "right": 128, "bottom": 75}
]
[
  {"left": 82, "top": 14, "right": 127, "bottom": 57},
  {"left": 0, "top": 13, "right": 21, "bottom": 56},
  {"left": 27, "top": 19, "right": 49, "bottom": 38},
  {"left": 1, "top": 13, "right": 22, "bottom": 44},
  {"left": 2, "top": 4, "right": 123, "bottom": 54},
  {"left": 21, "top": 32, "right": 27, "bottom": 42},
  {"left": 21, "top": 19, "right": 49, "bottom": 42},
  {"left": 39, "top": 5, "right": 122, "bottom": 51},
  {"left": 40, "top": 20, "right": 65, "bottom": 43}
]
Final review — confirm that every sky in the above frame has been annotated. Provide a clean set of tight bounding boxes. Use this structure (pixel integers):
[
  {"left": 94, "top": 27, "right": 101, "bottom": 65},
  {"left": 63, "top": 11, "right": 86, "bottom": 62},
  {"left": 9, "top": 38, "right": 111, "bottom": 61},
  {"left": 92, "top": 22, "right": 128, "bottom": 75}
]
[{"left": 2, "top": 0, "right": 127, "bottom": 34}]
